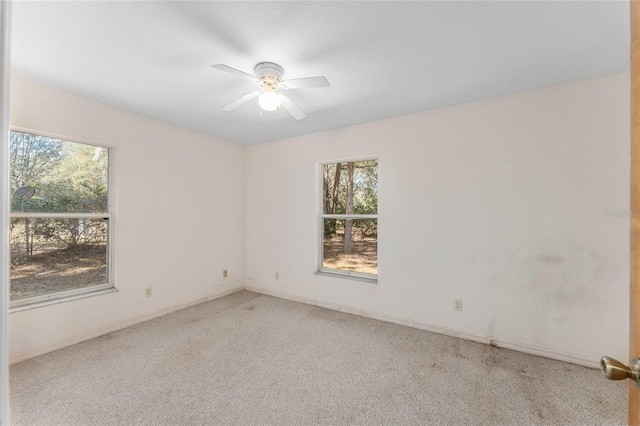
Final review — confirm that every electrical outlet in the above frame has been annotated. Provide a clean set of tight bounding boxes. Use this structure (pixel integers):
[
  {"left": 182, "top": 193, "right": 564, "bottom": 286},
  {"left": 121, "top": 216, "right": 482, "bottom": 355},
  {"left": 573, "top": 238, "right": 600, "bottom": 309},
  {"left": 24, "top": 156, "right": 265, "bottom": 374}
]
[
  {"left": 223, "top": 269, "right": 228, "bottom": 278},
  {"left": 275, "top": 271, "right": 279, "bottom": 279},
  {"left": 454, "top": 299, "right": 462, "bottom": 311},
  {"left": 145, "top": 287, "right": 152, "bottom": 298}
]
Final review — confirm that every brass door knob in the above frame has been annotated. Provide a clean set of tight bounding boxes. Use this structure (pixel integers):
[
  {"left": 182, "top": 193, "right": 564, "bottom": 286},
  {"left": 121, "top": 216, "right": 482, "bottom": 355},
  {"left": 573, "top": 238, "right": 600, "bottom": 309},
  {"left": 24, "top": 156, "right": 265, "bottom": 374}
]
[{"left": 601, "top": 356, "right": 640, "bottom": 386}]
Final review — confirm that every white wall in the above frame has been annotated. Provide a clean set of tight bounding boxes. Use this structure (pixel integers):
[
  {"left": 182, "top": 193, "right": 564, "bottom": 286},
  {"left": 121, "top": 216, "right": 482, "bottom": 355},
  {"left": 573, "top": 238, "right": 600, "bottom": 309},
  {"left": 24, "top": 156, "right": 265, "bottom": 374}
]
[
  {"left": 9, "top": 73, "right": 630, "bottom": 367},
  {"left": 9, "top": 78, "right": 245, "bottom": 361},
  {"left": 245, "top": 73, "right": 630, "bottom": 366}
]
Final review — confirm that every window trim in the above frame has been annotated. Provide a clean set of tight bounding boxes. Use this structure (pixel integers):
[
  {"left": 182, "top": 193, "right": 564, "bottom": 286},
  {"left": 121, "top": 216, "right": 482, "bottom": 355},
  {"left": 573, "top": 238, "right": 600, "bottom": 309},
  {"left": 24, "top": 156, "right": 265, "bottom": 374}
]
[
  {"left": 8, "top": 127, "right": 115, "bottom": 308},
  {"left": 317, "top": 157, "right": 378, "bottom": 283}
]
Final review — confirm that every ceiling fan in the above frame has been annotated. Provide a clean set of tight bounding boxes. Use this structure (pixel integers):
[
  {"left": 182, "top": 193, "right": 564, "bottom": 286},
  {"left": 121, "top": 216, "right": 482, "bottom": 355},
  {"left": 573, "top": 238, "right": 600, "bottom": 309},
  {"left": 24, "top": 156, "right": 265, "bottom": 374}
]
[{"left": 211, "top": 62, "right": 329, "bottom": 121}]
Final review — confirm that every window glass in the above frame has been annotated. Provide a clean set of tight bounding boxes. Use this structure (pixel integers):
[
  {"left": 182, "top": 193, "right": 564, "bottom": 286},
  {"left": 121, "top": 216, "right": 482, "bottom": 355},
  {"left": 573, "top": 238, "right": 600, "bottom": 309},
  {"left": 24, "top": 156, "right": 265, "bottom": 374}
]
[
  {"left": 10, "top": 132, "right": 108, "bottom": 214},
  {"left": 321, "top": 159, "right": 378, "bottom": 278},
  {"left": 9, "top": 130, "right": 112, "bottom": 305},
  {"left": 322, "top": 218, "right": 377, "bottom": 275},
  {"left": 10, "top": 218, "right": 108, "bottom": 300}
]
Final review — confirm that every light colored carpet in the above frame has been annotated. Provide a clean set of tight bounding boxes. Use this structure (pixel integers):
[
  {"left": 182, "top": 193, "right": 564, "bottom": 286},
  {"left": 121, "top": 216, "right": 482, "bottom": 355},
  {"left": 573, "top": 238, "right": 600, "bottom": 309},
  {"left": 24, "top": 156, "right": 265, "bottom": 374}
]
[{"left": 9, "top": 290, "right": 626, "bottom": 425}]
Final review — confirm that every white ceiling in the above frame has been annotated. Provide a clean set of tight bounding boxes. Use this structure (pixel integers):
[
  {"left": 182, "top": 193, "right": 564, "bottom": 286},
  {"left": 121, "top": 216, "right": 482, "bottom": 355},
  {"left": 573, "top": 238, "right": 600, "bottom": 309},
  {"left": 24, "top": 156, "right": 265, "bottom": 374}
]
[{"left": 11, "top": 1, "right": 630, "bottom": 145}]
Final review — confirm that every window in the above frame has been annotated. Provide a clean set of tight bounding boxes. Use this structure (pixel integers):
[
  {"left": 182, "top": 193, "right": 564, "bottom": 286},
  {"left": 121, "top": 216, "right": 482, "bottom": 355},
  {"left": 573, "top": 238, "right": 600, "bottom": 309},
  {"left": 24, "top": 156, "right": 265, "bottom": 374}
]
[
  {"left": 9, "top": 130, "right": 112, "bottom": 307},
  {"left": 320, "top": 159, "right": 377, "bottom": 281}
]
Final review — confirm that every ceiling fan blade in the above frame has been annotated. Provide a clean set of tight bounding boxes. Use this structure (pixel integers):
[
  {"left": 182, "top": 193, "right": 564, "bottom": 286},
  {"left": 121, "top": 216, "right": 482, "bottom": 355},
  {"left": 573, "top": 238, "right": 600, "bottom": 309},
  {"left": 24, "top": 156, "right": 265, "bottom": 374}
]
[
  {"left": 221, "top": 90, "right": 262, "bottom": 111},
  {"left": 279, "top": 94, "right": 306, "bottom": 120},
  {"left": 282, "top": 76, "right": 330, "bottom": 89},
  {"left": 211, "top": 64, "right": 259, "bottom": 82}
]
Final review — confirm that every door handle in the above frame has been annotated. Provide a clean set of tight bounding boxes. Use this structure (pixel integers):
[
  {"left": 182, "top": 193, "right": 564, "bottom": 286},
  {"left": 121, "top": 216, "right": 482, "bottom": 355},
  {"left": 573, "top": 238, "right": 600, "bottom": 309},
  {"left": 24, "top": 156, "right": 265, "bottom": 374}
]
[{"left": 600, "top": 356, "right": 640, "bottom": 387}]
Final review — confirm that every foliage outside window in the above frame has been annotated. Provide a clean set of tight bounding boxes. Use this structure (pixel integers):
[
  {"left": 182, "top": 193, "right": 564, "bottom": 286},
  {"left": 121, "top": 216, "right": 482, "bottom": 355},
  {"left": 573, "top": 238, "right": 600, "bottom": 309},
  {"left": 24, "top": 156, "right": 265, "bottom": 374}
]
[
  {"left": 321, "top": 159, "right": 377, "bottom": 280},
  {"left": 9, "top": 130, "right": 112, "bottom": 307}
]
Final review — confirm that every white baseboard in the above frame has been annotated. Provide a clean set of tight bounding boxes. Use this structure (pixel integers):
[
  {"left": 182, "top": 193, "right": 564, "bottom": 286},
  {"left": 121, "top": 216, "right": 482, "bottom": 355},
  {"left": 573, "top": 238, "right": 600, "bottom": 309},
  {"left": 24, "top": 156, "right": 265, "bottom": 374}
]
[
  {"left": 12, "top": 281, "right": 598, "bottom": 369},
  {"left": 10, "top": 282, "right": 244, "bottom": 364},
  {"left": 245, "top": 285, "right": 598, "bottom": 369}
]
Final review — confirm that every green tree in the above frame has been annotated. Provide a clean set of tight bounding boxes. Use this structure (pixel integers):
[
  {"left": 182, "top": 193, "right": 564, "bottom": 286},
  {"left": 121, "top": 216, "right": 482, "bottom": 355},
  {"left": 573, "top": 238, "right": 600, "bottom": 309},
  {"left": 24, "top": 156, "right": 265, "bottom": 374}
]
[
  {"left": 10, "top": 132, "right": 63, "bottom": 256},
  {"left": 322, "top": 159, "right": 378, "bottom": 251},
  {"left": 10, "top": 131, "right": 63, "bottom": 195},
  {"left": 9, "top": 131, "right": 109, "bottom": 258},
  {"left": 34, "top": 142, "right": 108, "bottom": 249}
]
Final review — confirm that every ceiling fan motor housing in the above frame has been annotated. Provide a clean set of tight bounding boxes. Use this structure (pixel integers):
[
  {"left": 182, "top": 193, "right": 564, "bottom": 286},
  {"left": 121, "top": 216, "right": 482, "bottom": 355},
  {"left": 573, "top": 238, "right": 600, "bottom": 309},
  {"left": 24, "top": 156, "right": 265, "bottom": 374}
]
[{"left": 255, "top": 62, "right": 284, "bottom": 91}]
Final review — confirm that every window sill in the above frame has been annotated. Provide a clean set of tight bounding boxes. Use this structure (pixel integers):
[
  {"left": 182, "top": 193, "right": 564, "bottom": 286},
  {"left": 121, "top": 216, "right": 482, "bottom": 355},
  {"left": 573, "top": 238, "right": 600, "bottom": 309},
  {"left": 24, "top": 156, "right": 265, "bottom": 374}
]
[
  {"left": 9, "top": 287, "right": 118, "bottom": 313},
  {"left": 315, "top": 271, "right": 378, "bottom": 284}
]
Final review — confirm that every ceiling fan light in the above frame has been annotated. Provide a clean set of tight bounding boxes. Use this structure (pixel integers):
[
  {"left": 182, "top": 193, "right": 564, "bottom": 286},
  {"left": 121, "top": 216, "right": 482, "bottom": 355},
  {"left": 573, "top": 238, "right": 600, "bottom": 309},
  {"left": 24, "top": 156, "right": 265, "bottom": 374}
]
[{"left": 258, "top": 91, "right": 280, "bottom": 111}]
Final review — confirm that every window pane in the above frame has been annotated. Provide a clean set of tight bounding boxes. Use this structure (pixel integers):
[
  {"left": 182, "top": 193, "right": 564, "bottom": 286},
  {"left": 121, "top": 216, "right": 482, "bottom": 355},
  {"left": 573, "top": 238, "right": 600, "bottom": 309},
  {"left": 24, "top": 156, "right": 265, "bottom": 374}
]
[
  {"left": 10, "top": 218, "right": 108, "bottom": 300},
  {"left": 323, "top": 218, "right": 377, "bottom": 275},
  {"left": 323, "top": 160, "right": 377, "bottom": 215},
  {"left": 10, "top": 131, "right": 108, "bottom": 214}
]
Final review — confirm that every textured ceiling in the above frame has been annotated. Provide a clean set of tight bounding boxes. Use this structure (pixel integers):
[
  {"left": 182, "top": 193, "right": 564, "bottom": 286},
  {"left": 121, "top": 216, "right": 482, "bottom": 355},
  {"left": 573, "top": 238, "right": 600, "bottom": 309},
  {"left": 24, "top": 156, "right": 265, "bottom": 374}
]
[{"left": 11, "top": 1, "right": 630, "bottom": 145}]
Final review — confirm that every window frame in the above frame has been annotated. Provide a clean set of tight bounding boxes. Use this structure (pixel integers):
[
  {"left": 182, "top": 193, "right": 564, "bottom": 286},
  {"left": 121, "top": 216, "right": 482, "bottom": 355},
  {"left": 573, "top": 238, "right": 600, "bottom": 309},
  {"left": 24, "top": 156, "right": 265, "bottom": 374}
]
[
  {"left": 317, "top": 156, "right": 378, "bottom": 283},
  {"left": 8, "top": 127, "right": 115, "bottom": 309}
]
